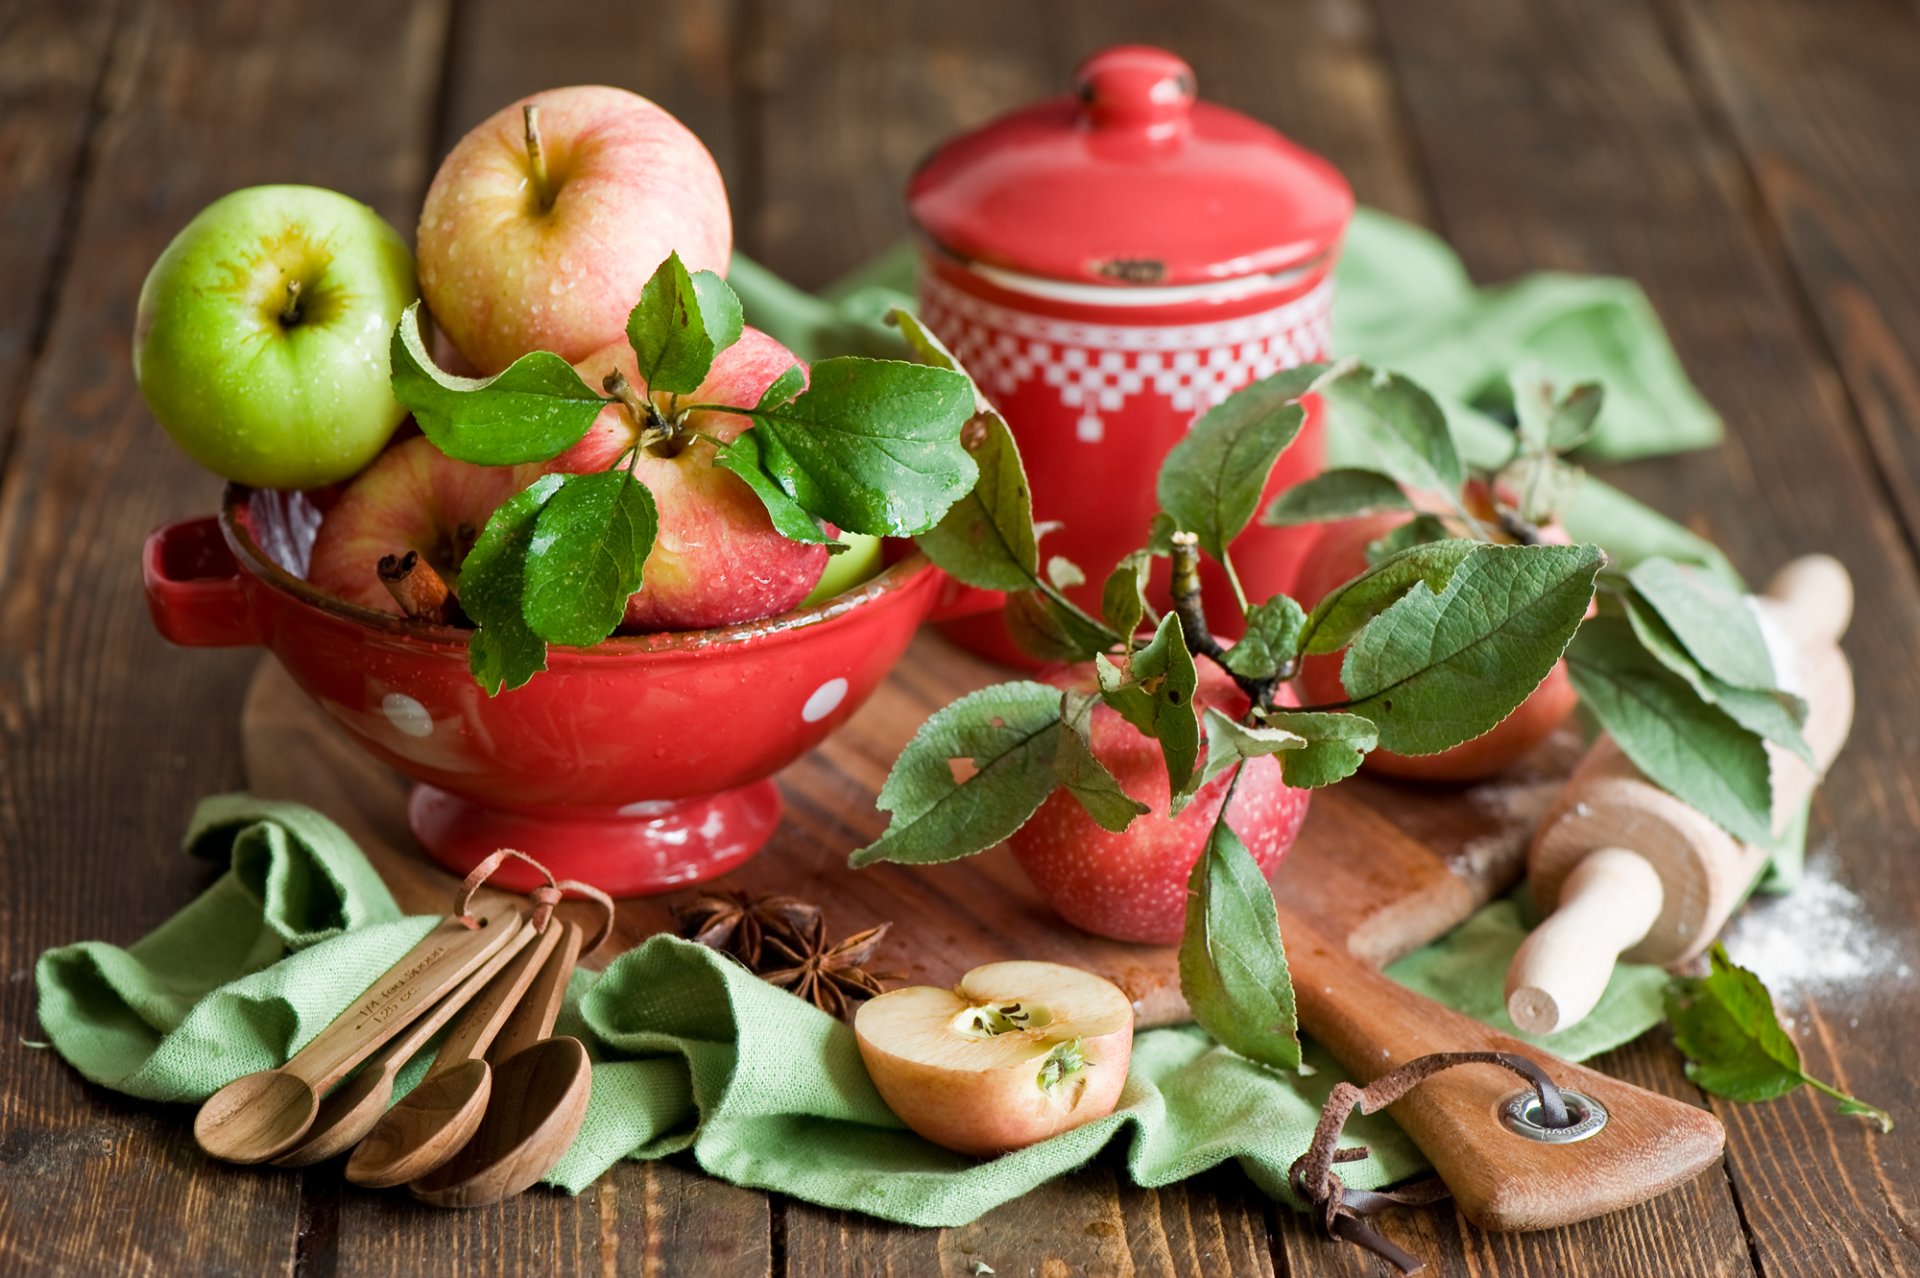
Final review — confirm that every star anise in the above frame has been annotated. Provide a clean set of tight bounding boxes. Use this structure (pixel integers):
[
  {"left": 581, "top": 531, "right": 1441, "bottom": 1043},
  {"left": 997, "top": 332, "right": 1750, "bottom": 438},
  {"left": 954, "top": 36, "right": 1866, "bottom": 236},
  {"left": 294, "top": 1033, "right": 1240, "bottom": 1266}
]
[
  {"left": 760, "top": 917, "right": 895, "bottom": 1019},
  {"left": 671, "top": 890, "right": 822, "bottom": 970}
]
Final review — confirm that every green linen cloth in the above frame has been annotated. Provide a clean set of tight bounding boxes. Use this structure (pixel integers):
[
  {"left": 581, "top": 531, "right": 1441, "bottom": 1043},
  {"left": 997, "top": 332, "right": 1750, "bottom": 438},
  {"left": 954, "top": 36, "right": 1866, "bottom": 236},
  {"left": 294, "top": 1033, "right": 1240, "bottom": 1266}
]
[
  {"left": 38, "top": 797, "right": 1667, "bottom": 1226},
  {"left": 728, "top": 207, "right": 1737, "bottom": 582}
]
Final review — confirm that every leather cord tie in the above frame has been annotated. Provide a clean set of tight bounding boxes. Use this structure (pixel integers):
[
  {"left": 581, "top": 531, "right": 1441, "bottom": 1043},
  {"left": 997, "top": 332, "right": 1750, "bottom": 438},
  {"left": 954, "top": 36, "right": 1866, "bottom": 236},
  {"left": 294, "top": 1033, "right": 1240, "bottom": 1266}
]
[
  {"left": 453, "top": 848, "right": 618, "bottom": 956},
  {"left": 1288, "top": 1050, "right": 1569, "bottom": 1275}
]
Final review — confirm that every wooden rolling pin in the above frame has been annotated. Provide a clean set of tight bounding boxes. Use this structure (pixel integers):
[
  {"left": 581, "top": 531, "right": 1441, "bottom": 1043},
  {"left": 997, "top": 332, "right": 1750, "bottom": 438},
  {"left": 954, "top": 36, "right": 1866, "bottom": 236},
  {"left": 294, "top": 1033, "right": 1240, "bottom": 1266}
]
[{"left": 1506, "top": 555, "right": 1855, "bottom": 1035}]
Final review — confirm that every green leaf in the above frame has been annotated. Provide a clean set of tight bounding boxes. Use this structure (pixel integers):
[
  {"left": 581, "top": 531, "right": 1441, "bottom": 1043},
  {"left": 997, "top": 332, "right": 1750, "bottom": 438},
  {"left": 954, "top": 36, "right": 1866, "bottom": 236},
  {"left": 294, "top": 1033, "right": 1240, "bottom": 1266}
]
[
  {"left": 849, "top": 682, "right": 1067, "bottom": 867},
  {"left": 1365, "top": 513, "right": 1451, "bottom": 565},
  {"left": 1178, "top": 809, "right": 1301, "bottom": 1070},
  {"left": 1297, "top": 539, "right": 1479, "bottom": 656},
  {"left": 1004, "top": 590, "right": 1117, "bottom": 663},
  {"left": 1156, "top": 366, "right": 1318, "bottom": 563},
  {"left": 1097, "top": 612, "right": 1200, "bottom": 800},
  {"left": 1340, "top": 543, "right": 1603, "bottom": 755},
  {"left": 1667, "top": 945, "right": 1891, "bottom": 1131},
  {"left": 1256, "top": 710, "right": 1379, "bottom": 788},
  {"left": 1101, "top": 550, "right": 1154, "bottom": 644},
  {"left": 390, "top": 304, "right": 607, "bottom": 465},
  {"left": 1263, "top": 469, "right": 1413, "bottom": 527},
  {"left": 1054, "top": 692, "right": 1149, "bottom": 832},
  {"left": 896, "top": 310, "right": 1044, "bottom": 592},
  {"left": 1312, "top": 361, "right": 1464, "bottom": 498},
  {"left": 1221, "top": 595, "right": 1307, "bottom": 680},
  {"left": 460, "top": 474, "right": 565, "bottom": 695},
  {"left": 739, "top": 356, "right": 977, "bottom": 537},
  {"left": 756, "top": 363, "right": 807, "bottom": 412},
  {"left": 1192, "top": 707, "right": 1306, "bottom": 796},
  {"left": 1620, "top": 592, "right": 1811, "bottom": 763},
  {"left": 521, "top": 470, "right": 659, "bottom": 647},
  {"left": 713, "top": 428, "right": 839, "bottom": 548},
  {"left": 625, "top": 252, "right": 743, "bottom": 396},
  {"left": 1567, "top": 615, "right": 1775, "bottom": 844},
  {"left": 1628, "top": 558, "right": 1778, "bottom": 691}
]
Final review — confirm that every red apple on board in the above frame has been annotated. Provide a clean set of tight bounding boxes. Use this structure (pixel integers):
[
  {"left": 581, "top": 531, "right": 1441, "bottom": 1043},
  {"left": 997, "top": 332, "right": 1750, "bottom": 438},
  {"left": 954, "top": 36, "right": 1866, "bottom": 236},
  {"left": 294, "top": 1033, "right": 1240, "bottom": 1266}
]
[
  {"left": 1291, "top": 493, "right": 1577, "bottom": 783},
  {"left": 555, "top": 325, "right": 829, "bottom": 631},
  {"left": 1008, "top": 663, "right": 1312, "bottom": 945},
  {"left": 854, "top": 960, "right": 1134, "bottom": 1156},
  {"left": 417, "top": 85, "right": 732, "bottom": 374},
  {"left": 306, "top": 435, "right": 522, "bottom": 614}
]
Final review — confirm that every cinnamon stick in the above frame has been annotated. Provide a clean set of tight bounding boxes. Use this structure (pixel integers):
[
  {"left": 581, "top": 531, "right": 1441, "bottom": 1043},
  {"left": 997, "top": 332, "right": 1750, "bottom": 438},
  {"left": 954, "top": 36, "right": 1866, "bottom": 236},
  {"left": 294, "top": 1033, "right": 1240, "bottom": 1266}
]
[{"left": 377, "top": 551, "right": 462, "bottom": 625}]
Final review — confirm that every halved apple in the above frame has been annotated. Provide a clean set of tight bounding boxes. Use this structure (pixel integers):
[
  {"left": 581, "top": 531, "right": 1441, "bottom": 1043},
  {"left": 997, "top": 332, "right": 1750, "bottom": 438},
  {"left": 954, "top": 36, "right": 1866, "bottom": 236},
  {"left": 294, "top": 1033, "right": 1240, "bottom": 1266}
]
[{"left": 853, "top": 960, "right": 1134, "bottom": 1156}]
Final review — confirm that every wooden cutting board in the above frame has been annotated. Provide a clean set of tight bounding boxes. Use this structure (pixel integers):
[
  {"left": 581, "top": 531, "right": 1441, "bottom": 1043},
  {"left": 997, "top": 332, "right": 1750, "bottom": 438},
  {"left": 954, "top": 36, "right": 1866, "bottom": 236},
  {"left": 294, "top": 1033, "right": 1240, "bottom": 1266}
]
[{"left": 240, "top": 633, "right": 1577, "bottom": 1029}]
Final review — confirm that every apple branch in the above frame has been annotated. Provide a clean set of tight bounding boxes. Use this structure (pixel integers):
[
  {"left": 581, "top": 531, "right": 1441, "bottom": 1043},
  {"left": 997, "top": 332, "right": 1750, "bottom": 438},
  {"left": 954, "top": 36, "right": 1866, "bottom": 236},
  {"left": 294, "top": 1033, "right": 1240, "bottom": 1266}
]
[
  {"left": 1169, "top": 530, "right": 1277, "bottom": 714},
  {"left": 523, "top": 103, "right": 553, "bottom": 211},
  {"left": 601, "top": 368, "right": 673, "bottom": 449}
]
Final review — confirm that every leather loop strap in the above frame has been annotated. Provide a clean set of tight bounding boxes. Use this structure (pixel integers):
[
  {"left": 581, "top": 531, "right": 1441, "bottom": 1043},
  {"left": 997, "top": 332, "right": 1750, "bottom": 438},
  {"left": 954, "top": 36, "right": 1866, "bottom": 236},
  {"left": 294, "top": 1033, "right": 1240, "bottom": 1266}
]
[{"left": 454, "top": 848, "right": 618, "bottom": 956}]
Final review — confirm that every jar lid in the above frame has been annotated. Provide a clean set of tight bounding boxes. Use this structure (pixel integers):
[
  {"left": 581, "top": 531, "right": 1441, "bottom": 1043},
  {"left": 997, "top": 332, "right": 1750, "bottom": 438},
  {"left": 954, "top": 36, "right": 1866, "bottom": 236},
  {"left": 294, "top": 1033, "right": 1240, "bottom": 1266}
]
[{"left": 907, "top": 46, "right": 1353, "bottom": 293}]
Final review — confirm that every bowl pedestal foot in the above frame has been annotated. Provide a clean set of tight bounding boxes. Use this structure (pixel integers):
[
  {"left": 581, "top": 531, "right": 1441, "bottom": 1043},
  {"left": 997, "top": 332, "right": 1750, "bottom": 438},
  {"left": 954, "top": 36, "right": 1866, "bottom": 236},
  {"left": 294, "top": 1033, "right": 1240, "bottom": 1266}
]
[{"left": 408, "top": 780, "right": 783, "bottom": 897}]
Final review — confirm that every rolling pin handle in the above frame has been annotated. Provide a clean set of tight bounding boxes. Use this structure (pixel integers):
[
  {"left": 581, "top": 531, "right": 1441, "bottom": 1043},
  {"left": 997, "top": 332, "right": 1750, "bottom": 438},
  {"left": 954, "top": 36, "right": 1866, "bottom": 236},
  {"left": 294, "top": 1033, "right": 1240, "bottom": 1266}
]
[{"left": 1506, "top": 847, "right": 1664, "bottom": 1036}]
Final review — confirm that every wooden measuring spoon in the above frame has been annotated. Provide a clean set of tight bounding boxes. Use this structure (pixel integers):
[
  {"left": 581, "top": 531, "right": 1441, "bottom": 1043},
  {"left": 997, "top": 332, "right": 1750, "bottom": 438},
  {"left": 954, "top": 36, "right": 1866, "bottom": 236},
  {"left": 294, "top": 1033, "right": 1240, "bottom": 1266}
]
[
  {"left": 273, "top": 915, "right": 538, "bottom": 1167},
  {"left": 410, "top": 920, "right": 590, "bottom": 1207},
  {"left": 193, "top": 895, "right": 526, "bottom": 1164},
  {"left": 344, "top": 917, "right": 565, "bottom": 1188}
]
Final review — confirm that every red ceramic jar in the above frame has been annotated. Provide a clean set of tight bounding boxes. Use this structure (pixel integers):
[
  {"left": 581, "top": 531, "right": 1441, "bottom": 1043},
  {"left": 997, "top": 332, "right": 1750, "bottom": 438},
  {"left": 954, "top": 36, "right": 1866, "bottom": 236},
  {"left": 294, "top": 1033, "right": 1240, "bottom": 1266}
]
[
  {"left": 908, "top": 46, "right": 1352, "bottom": 661},
  {"left": 143, "top": 489, "right": 985, "bottom": 897}
]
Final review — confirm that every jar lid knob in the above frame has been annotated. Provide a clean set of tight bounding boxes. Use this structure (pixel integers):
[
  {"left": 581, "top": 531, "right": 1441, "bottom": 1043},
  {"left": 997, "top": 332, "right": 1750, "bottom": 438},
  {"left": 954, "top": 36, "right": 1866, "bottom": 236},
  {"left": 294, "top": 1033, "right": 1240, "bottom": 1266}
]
[{"left": 1074, "top": 46, "right": 1196, "bottom": 133}]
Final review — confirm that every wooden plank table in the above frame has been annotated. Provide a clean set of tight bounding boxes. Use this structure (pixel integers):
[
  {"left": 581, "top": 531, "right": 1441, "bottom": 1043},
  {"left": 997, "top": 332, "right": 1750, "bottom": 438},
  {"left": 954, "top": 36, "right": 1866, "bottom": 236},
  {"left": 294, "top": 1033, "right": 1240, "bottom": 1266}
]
[{"left": 2, "top": 1, "right": 1915, "bottom": 1273}]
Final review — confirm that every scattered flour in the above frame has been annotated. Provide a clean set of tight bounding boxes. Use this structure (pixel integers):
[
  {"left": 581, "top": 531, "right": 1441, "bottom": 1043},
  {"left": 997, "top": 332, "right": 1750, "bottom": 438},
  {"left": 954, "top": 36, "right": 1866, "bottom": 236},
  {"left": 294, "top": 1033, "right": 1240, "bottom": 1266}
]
[{"left": 1718, "top": 851, "right": 1911, "bottom": 1007}]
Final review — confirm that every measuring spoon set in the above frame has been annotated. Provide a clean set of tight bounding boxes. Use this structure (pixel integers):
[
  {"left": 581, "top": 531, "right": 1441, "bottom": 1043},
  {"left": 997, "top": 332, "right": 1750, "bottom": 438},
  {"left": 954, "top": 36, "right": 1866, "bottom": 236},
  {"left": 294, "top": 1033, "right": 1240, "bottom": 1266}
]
[{"left": 193, "top": 894, "right": 593, "bottom": 1207}]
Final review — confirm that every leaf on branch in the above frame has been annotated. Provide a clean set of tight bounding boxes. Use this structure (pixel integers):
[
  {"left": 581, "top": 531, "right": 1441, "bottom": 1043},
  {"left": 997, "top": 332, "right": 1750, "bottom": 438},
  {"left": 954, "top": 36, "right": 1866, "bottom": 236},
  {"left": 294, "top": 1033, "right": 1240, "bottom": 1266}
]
[
  {"left": 1297, "top": 538, "right": 1479, "bottom": 657},
  {"left": 1666, "top": 945, "right": 1891, "bottom": 1131},
  {"left": 1101, "top": 550, "right": 1154, "bottom": 646},
  {"left": 739, "top": 355, "right": 977, "bottom": 538},
  {"left": 519, "top": 470, "right": 659, "bottom": 647},
  {"left": 1567, "top": 614, "right": 1774, "bottom": 843},
  {"left": 1255, "top": 709, "right": 1378, "bottom": 788},
  {"left": 1156, "top": 365, "right": 1319, "bottom": 564},
  {"left": 1004, "top": 589, "right": 1117, "bottom": 663},
  {"left": 1191, "top": 707, "right": 1306, "bottom": 798},
  {"left": 1263, "top": 468, "right": 1413, "bottom": 526},
  {"left": 713, "top": 428, "right": 841, "bottom": 548},
  {"left": 849, "top": 682, "right": 1070, "bottom": 867},
  {"left": 1339, "top": 543, "right": 1603, "bottom": 756},
  {"left": 756, "top": 363, "right": 808, "bottom": 412},
  {"left": 626, "top": 251, "right": 744, "bottom": 395},
  {"left": 1054, "top": 692, "right": 1149, "bottom": 832},
  {"left": 1097, "top": 613, "right": 1199, "bottom": 800},
  {"left": 1311, "top": 361, "right": 1464, "bottom": 499},
  {"left": 1619, "top": 592, "right": 1810, "bottom": 763},
  {"left": 1221, "top": 595, "right": 1307, "bottom": 680},
  {"left": 1627, "top": 557, "right": 1778, "bottom": 691},
  {"left": 1178, "top": 809, "right": 1302, "bottom": 1071},
  {"left": 390, "top": 304, "right": 608, "bottom": 465},
  {"left": 894, "top": 310, "right": 1046, "bottom": 593},
  {"left": 460, "top": 474, "right": 565, "bottom": 695}
]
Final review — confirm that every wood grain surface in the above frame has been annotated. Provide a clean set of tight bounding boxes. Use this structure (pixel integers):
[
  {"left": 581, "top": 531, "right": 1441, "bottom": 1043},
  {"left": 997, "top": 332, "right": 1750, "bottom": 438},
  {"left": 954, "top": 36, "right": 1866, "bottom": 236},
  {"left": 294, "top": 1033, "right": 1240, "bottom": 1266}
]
[{"left": 2, "top": 0, "right": 1915, "bottom": 1274}]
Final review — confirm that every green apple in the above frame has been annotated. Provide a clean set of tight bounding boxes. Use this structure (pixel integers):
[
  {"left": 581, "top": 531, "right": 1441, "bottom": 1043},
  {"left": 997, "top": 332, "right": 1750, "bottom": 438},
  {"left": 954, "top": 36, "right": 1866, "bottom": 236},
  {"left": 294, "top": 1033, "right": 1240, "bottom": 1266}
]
[
  {"left": 803, "top": 532, "right": 884, "bottom": 606},
  {"left": 133, "top": 185, "right": 418, "bottom": 489}
]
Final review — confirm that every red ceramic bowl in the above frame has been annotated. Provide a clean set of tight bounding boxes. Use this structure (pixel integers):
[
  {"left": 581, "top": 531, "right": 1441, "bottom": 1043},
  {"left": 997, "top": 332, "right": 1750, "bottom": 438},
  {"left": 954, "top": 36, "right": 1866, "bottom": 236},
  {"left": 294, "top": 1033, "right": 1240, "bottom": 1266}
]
[{"left": 144, "top": 487, "right": 982, "bottom": 896}]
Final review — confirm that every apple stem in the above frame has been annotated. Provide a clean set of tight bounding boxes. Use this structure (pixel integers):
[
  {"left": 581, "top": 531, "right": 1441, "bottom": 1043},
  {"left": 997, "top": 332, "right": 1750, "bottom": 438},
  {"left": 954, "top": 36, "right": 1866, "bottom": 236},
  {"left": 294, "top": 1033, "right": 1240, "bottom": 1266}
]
[
  {"left": 523, "top": 103, "right": 554, "bottom": 211},
  {"left": 279, "top": 280, "right": 304, "bottom": 327},
  {"left": 1168, "top": 530, "right": 1282, "bottom": 712},
  {"left": 602, "top": 367, "right": 673, "bottom": 445}
]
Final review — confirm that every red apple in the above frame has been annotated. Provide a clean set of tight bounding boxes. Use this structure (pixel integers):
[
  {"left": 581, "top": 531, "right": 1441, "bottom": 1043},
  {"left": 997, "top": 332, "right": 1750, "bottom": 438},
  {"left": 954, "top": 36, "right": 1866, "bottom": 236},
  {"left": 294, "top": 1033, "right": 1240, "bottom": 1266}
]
[
  {"left": 553, "top": 325, "right": 829, "bottom": 631},
  {"left": 1291, "top": 503, "right": 1577, "bottom": 782},
  {"left": 854, "top": 960, "right": 1134, "bottom": 1156},
  {"left": 1008, "top": 663, "right": 1312, "bottom": 945},
  {"left": 306, "top": 435, "right": 523, "bottom": 613},
  {"left": 418, "top": 85, "right": 732, "bottom": 374}
]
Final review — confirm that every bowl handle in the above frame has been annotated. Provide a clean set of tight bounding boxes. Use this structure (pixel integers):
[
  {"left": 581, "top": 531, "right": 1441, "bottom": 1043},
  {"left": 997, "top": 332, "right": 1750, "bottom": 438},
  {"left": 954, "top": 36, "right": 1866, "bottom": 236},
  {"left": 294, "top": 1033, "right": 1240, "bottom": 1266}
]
[
  {"left": 143, "top": 516, "right": 264, "bottom": 647},
  {"left": 924, "top": 578, "right": 1005, "bottom": 623}
]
